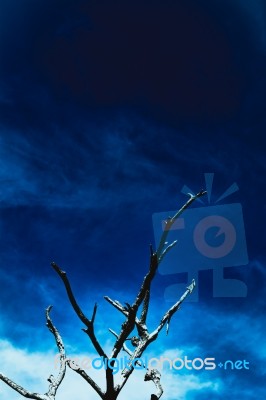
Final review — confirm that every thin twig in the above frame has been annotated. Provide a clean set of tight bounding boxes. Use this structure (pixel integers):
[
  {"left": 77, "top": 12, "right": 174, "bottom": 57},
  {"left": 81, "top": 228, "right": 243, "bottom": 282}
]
[
  {"left": 158, "top": 240, "right": 178, "bottom": 264},
  {"left": 45, "top": 306, "right": 66, "bottom": 397},
  {"left": 67, "top": 360, "right": 105, "bottom": 399},
  {"left": 149, "top": 280, "right": 196, "bottom": 340},
  {"left": 157, "top": 190, "right": 206, "bottom": 258},
  {"left": 51, "top": 262, "right": 107, "bottom": 358}
]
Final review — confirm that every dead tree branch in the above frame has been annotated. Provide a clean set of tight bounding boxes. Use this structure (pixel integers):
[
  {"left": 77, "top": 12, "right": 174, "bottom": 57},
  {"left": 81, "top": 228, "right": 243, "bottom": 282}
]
[
  {"left": 149, "top": 279, "right": 196, "bottom": 340},
  {"left": 45, "top": 306, "right": 66, "bottom": 397},
  {"left": 108, "top": 191, "right": 205, "bottom": 398},
  {"left": 113, "top": 279, "right": 196, "bottom": 397},
  {"left": 157, "top": 190, "right": 206, "bottom": 259},
  {"left": 51, "top": 263, "right": 107, "bottom": 358},
  {"left": 51, "top": 262, "right": 115, "bottom": 397},
  {"left": 1, "top": 190, "right": 205, "bottom": 400},
  {"left": 67, "top": 359, "right": 105, "bottom": 399},
  {"left": 144, "top": 369, "right": 163, "bottom": 400},
  {"left": 0, "top": 306, "right": 66, "bottom": 400},
  {"left": 0, "top": 374, "right": 48, "bottom": 400}
]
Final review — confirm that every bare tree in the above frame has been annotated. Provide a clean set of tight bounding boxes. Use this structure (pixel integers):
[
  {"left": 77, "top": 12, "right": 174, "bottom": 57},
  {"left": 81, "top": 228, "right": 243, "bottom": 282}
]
[{"left": 0, "top": 190, "right": 206, "bottom": 400}]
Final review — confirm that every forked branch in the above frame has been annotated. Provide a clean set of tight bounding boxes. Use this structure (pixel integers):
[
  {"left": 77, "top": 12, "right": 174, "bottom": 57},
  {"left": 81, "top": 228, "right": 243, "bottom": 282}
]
[
  {"left": 51, "top": 262, "right": 114, "bottom": 395},
  {"left": 0, "top": 306, "right": 66, "bottom": 400},
  {"left": 51, "top": 262, "right": 107, "bottom": 357}
]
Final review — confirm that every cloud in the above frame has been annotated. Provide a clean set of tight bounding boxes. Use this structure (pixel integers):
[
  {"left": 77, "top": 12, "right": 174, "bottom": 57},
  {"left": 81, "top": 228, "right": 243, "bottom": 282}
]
[
  {"left": 0, "top": 340, "right": 222, "bottom": 400},
  {"left": 0, "top": 121, "right": 169, "bottom": 210},
  {"left": 1, "top": 112, "right": 263, "bottom": 213}
]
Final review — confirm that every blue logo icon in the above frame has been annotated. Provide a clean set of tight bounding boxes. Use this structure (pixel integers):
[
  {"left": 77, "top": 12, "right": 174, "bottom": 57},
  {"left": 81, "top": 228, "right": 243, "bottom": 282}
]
[{"left": 152, "top": 173, "right": 249, "bottom": 301}]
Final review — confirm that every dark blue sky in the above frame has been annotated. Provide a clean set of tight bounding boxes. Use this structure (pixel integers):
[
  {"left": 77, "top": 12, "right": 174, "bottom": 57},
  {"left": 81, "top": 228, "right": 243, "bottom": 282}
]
[{"left": 0, "top": 1, "right": 265, "bottom": 399}]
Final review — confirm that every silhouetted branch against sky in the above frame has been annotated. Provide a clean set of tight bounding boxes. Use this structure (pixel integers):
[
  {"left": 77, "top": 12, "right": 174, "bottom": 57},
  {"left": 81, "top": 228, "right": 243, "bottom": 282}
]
[{"left": 0, "top": 191, "right": 205, "bottom": 400}]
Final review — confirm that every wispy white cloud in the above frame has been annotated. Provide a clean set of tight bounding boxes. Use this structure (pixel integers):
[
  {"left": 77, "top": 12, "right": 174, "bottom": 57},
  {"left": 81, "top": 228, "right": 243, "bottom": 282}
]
[{"left": 0, "top": 340, "right": 222, "bottom": 400}]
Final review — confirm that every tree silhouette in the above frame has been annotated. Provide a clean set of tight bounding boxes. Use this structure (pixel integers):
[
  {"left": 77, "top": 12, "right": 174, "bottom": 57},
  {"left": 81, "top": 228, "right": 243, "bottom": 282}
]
[{"left": 0, "top": 190, "right": 206, "bottom": 400}]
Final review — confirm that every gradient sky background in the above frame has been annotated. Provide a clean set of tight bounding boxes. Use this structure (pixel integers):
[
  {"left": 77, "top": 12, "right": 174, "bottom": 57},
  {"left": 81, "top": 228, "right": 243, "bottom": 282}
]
[{"left": 0, "top": 0, "right": 265, "bottom": 399}]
